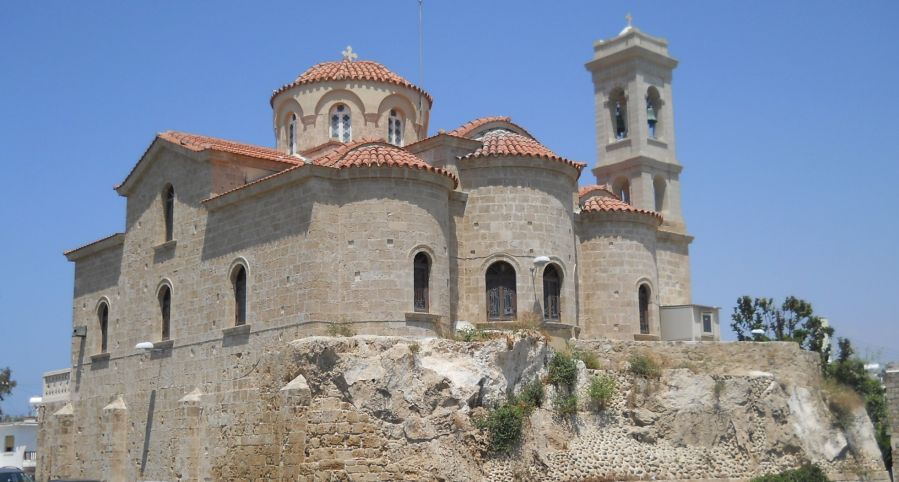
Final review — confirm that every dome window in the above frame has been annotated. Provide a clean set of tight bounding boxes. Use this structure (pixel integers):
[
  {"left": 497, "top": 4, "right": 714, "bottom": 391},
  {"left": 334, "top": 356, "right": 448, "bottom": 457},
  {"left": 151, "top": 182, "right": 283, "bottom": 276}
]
[
  {"left": 388, "top": 109, "right": 404, "bottom": 146},
  {"left": 330, "top": 104, "right": 351, "bottom": 143},
  {"left": 288, "top": 113, "right": 297, "bottom": 155}
]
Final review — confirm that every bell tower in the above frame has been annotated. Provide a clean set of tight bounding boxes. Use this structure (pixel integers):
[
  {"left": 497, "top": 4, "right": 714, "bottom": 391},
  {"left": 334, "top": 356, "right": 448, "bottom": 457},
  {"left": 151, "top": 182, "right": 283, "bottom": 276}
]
[{"left": 585, "top": 18, "right": 694, "bottom": 305}]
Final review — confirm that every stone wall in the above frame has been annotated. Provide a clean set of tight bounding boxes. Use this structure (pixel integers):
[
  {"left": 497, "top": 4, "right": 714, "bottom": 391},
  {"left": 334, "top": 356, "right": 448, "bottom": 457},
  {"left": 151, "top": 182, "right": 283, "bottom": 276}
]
[
  {"left": 577, "top": 212, "right": 660, "bottom": 340},
  {"left": 38, "top": 335, "right": 890, "bottom": 481},
  {"left": 455, "top": 157, "right": 579, "bottom": 326}
]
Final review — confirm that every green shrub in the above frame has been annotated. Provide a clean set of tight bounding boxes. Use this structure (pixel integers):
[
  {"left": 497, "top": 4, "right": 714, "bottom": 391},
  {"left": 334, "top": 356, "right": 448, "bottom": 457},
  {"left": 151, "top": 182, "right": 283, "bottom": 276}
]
[
  {"left": 548, "top": 352, "right": 578, "bottom": 388},
  {"left": 628, "top": 353, "right": 661, "bottom": 379},
  {"left": 553, "top": 393, "right": 578, "bottom": 416},
  {"left": 750, "top": 464, "right": 829, "bottom": 482},
  {"left": 518, "top": 379, "right": 545, "bottom": 409},
  {"left": 587, "top": 374, "right": 616, "bottom": 410},
  {"left": 456, "top": 328, "right": 493, "bottom": 342},
  {"left": 573, "top": 350, "right": 602, "bottom": 370},
  {"left": 476, "top": 403, "right": 525, "bottom": 454}
]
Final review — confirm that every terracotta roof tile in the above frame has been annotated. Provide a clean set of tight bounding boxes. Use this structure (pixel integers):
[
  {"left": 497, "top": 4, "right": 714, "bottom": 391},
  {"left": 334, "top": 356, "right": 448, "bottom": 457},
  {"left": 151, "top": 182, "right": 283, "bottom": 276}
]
[
  {"left": 158, "top": 131, "right": 303, "bottom": 165},
  {"left": 461, "top": 130, "right": 586, "bottom": 170},
  {"left": 581, "top": 194, "right": 662, "bottom": 221},
  {"left": 578, "top": 184, "right": 612, "bottom": 198},
  {"left": 315, "top": 139, "right": 458, "bottom": 187},
  {"left": 448, "top": 116, "right": 512, "bottom": 137},
  {"left": 271, "top": 60, "right": 432, "bottom": 105}
]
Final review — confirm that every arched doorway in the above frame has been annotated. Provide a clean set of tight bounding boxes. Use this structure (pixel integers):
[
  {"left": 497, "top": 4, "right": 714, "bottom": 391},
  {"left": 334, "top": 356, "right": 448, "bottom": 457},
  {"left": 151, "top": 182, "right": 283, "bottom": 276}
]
[{"left": 486, "top": 261, "right": 516, "bottom": 321}]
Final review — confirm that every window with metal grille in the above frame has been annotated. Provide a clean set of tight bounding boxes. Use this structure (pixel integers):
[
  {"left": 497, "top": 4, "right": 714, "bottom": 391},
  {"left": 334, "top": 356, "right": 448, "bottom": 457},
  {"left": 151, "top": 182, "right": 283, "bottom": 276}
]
[
  {"left": 159, "top": 285, "right": 171, "bottom": 341},
  {"left": 486, "top": 261, "right": 516, "bottom": 321},
  {"left": 413, "top": 252, "right": 429, "bottom": 312},
  {"left": 543, "top": 264, "right": 561, "bottom": 320},
  {"left": 639, "top": 284, "right": 650, "bottom": 334}
]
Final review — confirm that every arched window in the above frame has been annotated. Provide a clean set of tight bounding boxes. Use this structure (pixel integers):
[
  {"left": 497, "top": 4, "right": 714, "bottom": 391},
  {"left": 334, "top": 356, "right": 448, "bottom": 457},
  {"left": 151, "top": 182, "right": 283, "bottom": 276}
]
[
  {"left": 288, "top": 113, "right": 297, "bottom": 155},
  {"left": 413, "top": 252, "right": 430, "bottom": 312},
  {"left": 232, "top": 265, "right": 247, "bottom": 326},
  {"left": 653, "top": 176, "right": 666, "bottom": 213},
  {"left": 159, "top": 285, "right": 171, "bottom": 341},
  {"left": 387, "top": 109, "right": 404, "bottom": 146},
  {"left": 163, "top": 185, "right": 175, "bottom": 242},
  {"left": 646, "top": 87, "right": 662, "bottom": 139},
  {"left": 97, "top": 301, "right": 109, "bottom": 353},
  {"left": 609, "top": 88, "right": 628, "bottom": 140},
  {"left": 543, "top": 265, "right": 561, "bottom": 321},
  {"left": 486, "top": 261, "right": 516, "bottom": 321},
  {"left": 638, "top": 284, "right": 651, "bottom": 334},
  {"left": 330, "top": 104, "right": 351, "bottom": 143},
  {"left": 613, "top": 177, "right": 631, "bottom": 205}
]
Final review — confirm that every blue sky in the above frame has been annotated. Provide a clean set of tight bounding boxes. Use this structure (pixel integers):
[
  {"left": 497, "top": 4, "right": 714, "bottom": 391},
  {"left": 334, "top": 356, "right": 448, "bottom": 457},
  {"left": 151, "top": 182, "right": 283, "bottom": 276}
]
[{"left": 1, "top": 1, "right": 897, "bottom": 416}]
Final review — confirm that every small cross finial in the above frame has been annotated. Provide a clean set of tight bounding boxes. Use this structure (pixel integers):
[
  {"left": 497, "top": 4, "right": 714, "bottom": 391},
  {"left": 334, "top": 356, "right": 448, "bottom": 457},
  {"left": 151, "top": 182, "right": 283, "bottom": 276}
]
[
  {"left": 341, "top": 45, "right": 358, "bottom": 61},
  {"left": 625, "top": 13, "right": 633, "bottom": 27}
]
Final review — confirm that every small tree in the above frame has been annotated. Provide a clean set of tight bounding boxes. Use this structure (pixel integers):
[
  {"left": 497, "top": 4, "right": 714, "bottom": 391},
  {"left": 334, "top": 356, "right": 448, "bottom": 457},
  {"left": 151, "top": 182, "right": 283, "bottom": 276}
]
[
  {"left": 0, "top": 367, "right": 16, "bottom": 417},
  {"left": 730, "top": 295, "right": 833, "bottom": 364}
]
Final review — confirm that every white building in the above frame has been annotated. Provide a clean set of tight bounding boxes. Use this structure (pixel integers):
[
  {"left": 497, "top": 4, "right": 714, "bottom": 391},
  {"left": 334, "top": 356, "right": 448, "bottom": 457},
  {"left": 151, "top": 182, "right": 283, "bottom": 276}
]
[{"left": 0, "top": 418, "right": 37, "bottom": 474}]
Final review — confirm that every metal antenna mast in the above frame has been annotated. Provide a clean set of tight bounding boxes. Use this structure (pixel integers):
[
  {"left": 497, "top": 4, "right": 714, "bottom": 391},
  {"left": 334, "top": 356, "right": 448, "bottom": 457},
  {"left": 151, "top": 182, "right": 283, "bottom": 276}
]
[{"left": 418, "top": 0, "right": 424, "bottom": 112}]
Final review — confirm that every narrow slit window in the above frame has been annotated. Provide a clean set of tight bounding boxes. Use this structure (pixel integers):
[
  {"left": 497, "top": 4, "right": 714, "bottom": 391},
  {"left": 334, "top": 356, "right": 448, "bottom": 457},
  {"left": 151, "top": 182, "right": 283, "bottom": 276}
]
[
  {"left": 159, "top": 285, "right": 171, "bottom": 341},
  {"left": 413, "top": 252, "right": 430, "bottom": 312},
  {"left": 98, "top": 302, "right": 109, "bottom": 353},
  {"left": 233, "top": 265, "right": 247, "bottom": 326},
  {"left": 288, "top": 113, "right": 297, "bottom": 155},
  {"left": 163, "top": 185, "right": 175, "bottom": 242},
  {"left": 639, "top": 285, "right": 650, "bottom": 334}
]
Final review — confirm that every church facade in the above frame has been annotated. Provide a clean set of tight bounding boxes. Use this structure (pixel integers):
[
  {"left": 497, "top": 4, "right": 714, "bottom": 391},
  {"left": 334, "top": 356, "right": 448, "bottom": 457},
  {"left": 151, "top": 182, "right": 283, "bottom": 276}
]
[
  {"left": 63, "top": 25, "right": 715, "bottom": 356},
  {"left": 38, "top": 24, "right": 724, "bottom": 481}
]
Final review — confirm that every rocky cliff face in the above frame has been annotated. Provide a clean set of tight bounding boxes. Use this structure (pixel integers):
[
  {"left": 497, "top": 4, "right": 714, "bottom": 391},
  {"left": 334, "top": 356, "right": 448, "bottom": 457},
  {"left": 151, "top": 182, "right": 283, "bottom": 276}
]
[{"left": 209, "top": 334, "right": 888, "bottom": 481}]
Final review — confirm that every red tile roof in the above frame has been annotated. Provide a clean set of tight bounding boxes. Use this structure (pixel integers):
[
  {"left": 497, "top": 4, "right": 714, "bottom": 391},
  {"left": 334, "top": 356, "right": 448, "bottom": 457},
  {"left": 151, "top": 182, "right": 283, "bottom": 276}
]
[
  {"left": 448, "top": 116, "right": 536, "bottom": 140},
  {"left": 581, "top": 194, "right": 662, "bottom": 221},
  {"left": 461, "top": 130, "right": 586, "bottom": 171},
  {"left": 271, "top": 59, "right": 432, "bottom": 105},
  {"left": 158, "top": 131, "right": 304, "bottom": 165},
  {"left": 315, "top": 139, "right": 458, "bottom": 187},
  {"left": 578, "top": 184, "right": 612, "bottom": 198}
]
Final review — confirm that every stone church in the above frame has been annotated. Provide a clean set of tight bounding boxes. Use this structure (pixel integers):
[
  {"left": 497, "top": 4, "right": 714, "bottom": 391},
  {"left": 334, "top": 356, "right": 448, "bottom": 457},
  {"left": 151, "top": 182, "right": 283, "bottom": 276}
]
[{"left": 39, "top": 23, "right": 719, "bottom": 480}]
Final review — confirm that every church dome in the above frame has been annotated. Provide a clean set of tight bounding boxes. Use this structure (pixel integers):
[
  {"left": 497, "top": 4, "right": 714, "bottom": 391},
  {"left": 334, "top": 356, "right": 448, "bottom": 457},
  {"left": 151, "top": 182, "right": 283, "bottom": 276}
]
[{"left": 271, "top": 59, "right": 433, "bottom": 105}]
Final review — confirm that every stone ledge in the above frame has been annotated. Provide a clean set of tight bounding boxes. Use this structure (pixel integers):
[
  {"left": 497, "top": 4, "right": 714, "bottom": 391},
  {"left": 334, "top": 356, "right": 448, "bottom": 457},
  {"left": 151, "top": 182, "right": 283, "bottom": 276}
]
[
  {"left": 89, "top": 352, "right": 111, "bottom": 363},
  {"left": 153, "top": 339, "right": 175, "bottom": 350},
  {"left": 632, "top": 333, "right": 660, "bottom": 341},
  {"left": 605, "top": 137, "right": 632, "bottom": 151},
  {"left": 647, "top": 137, "right": 668, "bottom": 148},
  {"left": 403, "top": 312, "right": 439, "bottom": 324},
  {"left": 152, "top": 239, "right": 177, "bottom": 251},
  {"left": 222, "top": 324, "right": 251, "bottom": 337}
]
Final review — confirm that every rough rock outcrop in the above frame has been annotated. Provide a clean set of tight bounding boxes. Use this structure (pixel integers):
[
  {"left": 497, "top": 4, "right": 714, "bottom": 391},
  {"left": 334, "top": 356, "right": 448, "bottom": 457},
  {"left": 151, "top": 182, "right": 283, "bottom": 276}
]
[{"left": 206, "top": 334, "right": 888, "bottom": 481}]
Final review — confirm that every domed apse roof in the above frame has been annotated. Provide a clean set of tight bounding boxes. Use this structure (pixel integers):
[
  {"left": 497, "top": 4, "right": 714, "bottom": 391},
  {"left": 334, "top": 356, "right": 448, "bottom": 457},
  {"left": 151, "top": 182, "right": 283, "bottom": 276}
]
[
  {"left": 271, "top": 59, "right": 433, "bottom": 105},
  {"left": 448, "top": 116, "right": 534, "bottom": 139},
  {"left": 461, "top": 130, "right": 586, "bottom": 171},
  {"left": 314, "top": 139, "right": 458, "bottom": 188},
  {"left": 579, "top": 186, "right": 662, "bottom": 221}
]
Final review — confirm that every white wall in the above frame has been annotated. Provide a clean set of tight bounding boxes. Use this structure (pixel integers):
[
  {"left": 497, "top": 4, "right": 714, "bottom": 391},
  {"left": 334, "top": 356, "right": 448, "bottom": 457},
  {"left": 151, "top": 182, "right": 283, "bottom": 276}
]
[{"left": 0, "top": 420, "right": 38, "bottom": 469}]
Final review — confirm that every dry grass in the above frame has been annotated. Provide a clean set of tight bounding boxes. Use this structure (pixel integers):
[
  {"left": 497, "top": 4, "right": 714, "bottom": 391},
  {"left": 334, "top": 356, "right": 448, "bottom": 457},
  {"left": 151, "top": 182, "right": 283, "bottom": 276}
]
[{"left": 823, "top": 379, "right": 864, "bottom": 428}]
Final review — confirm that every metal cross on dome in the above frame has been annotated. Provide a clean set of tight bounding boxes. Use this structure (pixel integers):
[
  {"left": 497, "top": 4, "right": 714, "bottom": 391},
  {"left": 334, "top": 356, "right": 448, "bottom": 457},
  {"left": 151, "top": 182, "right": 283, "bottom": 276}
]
[
  {"left": 341, "top": 45, "right": 358, "bottom": 61},
  {"left": 625, "top": 13, "right": 633, "bottom": 27}
]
